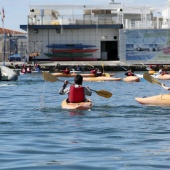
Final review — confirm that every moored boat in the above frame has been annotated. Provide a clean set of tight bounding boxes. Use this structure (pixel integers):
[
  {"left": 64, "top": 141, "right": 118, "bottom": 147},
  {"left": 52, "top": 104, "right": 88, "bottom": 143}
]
[
  {"left": 83, "top": 77, "right": 121, "bottom": 82},
  {"left": 52, "top": 73, "right": 114, "bottom": 77},
  {"left": 62, "top": 99, "right": 92, "bottom": 110},
  {"left": 123, "top": 76, "right": 140, "bottom": 82},
  {"left": 46, "top": 44, "right": 96, "bottom": 49},
  {"left": 51, "top": 48, "right": 98, "bottom": 53},
  {"left": 135, "top": 94, "right": 170, "bottom": 106},
  {"left": 0, "top": 66, "right": 18, "bottom": 81}
]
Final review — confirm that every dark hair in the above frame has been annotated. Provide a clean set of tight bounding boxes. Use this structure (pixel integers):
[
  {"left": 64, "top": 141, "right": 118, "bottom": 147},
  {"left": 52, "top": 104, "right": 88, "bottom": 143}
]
[{"left": 74, "top": 74, "right": 83, "bottom": 85}]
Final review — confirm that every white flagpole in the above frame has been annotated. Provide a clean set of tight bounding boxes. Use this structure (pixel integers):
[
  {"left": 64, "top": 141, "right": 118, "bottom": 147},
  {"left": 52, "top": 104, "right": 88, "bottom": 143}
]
[{"left": 2, "top": 7, "right": 5, "bottom": 66}]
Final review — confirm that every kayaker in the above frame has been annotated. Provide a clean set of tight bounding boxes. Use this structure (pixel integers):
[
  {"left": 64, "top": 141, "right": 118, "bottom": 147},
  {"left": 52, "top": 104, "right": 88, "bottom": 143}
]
[
  {"left": 59, "top": 74, "right": 92, "bottom": 102},
  {"left": 158, "top": 65, "right": 164, "bottom": 74},
  {"left": 74, "top": 65, "right": 82, "bottom": 71},
  {"left": 91, "top": 68, "right": 103, "bottom": 77},
  {"left": 125, "top": 68, "right": 135, "bottom": 76},
  {"left": 27, "top": 65, "right": 32, "bottom": 73},
  {"left": 21, "top": 64, "right": 27, "bottom": 74},
  {"left": 161, "top": 67, "right": 169, "bottom": 75},
  {"left": 62, "top": 67, "right": 70, "bottom": 74}
]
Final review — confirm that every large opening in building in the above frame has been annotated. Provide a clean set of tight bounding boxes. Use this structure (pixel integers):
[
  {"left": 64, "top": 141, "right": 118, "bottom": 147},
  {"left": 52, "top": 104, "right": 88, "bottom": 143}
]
[{"left": 101, "top": 41, "right": 118, "bottom": 61}]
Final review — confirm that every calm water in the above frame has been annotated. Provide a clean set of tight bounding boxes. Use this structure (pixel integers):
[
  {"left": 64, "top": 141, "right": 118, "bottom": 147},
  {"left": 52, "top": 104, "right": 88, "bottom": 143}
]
[{"left": 1, "top": 71, "right": 170, "bottom": 170}]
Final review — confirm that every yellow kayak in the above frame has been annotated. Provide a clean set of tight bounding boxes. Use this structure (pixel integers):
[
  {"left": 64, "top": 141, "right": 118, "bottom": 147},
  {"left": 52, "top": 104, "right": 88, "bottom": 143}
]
[
  {"left": 135, "top": 94, "right": 170, "bottom": 106},
  {"left": 52, "top": 73, "right": 114, "bottom": 77},
  {"left": 148, "top": 70, "right": 155, "bottom": 75},
  {"left": 123, "top": 76, "right": 140, "bottom": 82},
  {"left": 62, "top": 99, "right": 92, "bottom": 110},
  {"left": 83, "top": 77, "right": 121, "bottom": 82}
]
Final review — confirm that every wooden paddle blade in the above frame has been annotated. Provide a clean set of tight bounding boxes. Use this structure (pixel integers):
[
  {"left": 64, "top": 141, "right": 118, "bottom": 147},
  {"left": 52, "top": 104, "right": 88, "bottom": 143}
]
[
  {"left": 95, "top": 90, "right": 112, "bottom": 98},
  {"left": 42, "top": 72, "right": 58, "bottom": 82},
  {"left": 143, "top": 72, "right": 162, "bottom": 85}
]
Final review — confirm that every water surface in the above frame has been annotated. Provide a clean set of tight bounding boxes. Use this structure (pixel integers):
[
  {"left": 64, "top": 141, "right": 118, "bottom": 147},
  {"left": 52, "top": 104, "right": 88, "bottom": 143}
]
[{"left": 0, "top": 71, "right": 170, "bottom": 170}]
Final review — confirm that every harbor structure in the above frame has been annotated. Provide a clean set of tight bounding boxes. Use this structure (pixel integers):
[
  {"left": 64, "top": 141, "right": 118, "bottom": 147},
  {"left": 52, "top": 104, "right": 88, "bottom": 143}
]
[
  {"left": 0, "top": 28, "right": 27, "bottom": 62},
  {"left": 20, "top": 0, "right": 170, "bottom": 65}
]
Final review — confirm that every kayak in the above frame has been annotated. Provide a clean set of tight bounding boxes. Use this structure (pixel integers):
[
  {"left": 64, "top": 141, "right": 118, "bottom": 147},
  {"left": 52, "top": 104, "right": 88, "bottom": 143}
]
[
  {"left": 149, "top": 70, "right": 155, "bottom": 75},
  {"left": 83, "top": 77, "right": 121, "bottom": 82},
  {"left": 123, "top": 76, "right": 140, "bottom": 82},
  {"left": 157, "top": 74, "right": 170, "bottom": 80},
  {"left": 52, "top": 72, "right": 114, "bottom": 77},
  {"left": 70, "top": 70, "right": 81, "bottom": 73},
  {"left": 62, "top": 99, "right": 92, "bottom": 110},
  {"left": 135, "top": 94, "right": 170, "bottom": 106}
]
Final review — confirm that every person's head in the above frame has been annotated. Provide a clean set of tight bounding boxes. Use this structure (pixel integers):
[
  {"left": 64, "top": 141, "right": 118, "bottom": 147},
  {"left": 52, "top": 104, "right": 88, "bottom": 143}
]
[{"left": 74, "top": 74, "right": 83, "bottom": 85}]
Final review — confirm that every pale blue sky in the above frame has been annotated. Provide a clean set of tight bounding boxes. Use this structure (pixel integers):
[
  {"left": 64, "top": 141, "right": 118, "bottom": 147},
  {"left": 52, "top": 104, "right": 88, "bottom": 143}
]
[{"left": 0, "top": 0, "right": 167, "bottom": 32}]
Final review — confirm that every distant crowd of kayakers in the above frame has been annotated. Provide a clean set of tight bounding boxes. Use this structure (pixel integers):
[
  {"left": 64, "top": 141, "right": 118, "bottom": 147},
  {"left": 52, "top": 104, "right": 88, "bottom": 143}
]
[{"left": 10, "top": 62, "right": 42, "bottom": 74}]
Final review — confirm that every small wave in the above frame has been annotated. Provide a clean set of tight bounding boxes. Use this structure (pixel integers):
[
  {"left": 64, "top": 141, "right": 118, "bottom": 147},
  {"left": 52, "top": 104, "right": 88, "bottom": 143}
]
[{"left": 0, "top": 84, "right": 16, "bottom": 87}]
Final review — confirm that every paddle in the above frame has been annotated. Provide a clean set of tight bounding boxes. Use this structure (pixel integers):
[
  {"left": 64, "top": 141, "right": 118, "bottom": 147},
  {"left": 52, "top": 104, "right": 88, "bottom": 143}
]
[
  {"left": 42, "top": 72, "right": 112, "bottom": 98},
  {"left": 119, "top": 65, "right": 138, "bottom": 77},
  {"left": 102, "top": 63, "right": 110, "bottom": 77},
  {"left": 119, "top": 65, "right": 127, "bottom": 71},
  {"left": 143, "top": 72, "right": 162, "bottom": 85},
  {"left": 140, "top": 62, "right": 151, "bottom": 71}
]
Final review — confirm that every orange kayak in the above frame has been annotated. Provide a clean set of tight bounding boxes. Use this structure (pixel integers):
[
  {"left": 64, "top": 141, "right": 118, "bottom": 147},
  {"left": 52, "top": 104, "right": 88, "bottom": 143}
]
[
  {"left": 157, "top": 74, "right": 170, "bottom": 80},
  {"left": 135, "top": 94, "right": 170, "bottom": 106},
  {"left": 52, "top": 73, "right": 114, "bottom": 77},
  {"left": 83, "top": 77, "right": 121, "bottom": 82},
  {"left": 62, "top": 99, "right": 92, "bottom": 110},
  {"left": 123, "top": 76, "right": 140, "bottom": 82},
  {"left": 148, "top": 70, "right": 155, "bottom": 75}
]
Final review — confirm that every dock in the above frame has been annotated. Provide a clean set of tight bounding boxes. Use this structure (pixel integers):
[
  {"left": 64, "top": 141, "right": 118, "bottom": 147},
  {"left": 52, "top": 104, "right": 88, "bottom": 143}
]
[{"left": 1, "top": 61, "right": 163, "bottom": 72}]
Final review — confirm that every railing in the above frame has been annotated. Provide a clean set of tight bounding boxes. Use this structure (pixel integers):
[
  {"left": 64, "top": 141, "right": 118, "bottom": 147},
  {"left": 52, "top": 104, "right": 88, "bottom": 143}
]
[{"left": 28, "top": 14, "right": 169, "bottom": 30}]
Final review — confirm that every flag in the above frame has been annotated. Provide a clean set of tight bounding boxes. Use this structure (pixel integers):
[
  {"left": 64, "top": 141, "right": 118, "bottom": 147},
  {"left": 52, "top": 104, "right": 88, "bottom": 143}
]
[{"left": 1, "top": 7, "right": 5, "bottom": 22}]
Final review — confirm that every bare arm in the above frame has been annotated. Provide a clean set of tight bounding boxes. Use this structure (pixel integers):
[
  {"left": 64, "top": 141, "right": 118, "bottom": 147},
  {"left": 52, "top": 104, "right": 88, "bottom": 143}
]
[
  {"left": 59, "top": 80, "right": 70, "bottom": 94},
  {"left": 84, "top": 86, "right": 92, "bottom": 96}
]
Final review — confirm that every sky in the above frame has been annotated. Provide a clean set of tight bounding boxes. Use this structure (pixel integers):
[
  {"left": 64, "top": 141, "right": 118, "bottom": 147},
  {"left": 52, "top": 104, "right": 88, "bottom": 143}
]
[{"left": 0, "top": 0, "right": 167, "bottom": 33}]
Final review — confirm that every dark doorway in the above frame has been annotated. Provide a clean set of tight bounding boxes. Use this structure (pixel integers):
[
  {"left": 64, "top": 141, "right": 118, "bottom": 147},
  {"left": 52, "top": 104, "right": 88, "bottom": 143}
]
[{"left": 101, "top": 41, "right": 118, "bottom": 61}]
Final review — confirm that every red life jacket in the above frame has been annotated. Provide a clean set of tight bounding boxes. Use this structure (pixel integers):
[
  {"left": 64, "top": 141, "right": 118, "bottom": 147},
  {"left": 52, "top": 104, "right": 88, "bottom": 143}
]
[
  {"left": 63, "top": 70, "right": 70, "bottom": 74},
  {"left": 68, "top": 85, "right": 85, "bottom": 103},
  {"left": 162, "top": 71, "right": 168, "bottom": 75},
  {"left": 127, "top": 72, "right": 133, "bottom": 76},
  {"left": 21, "top": 68, "right": 26, "bottom": 73},
  {"left": 91, "top": 70, "right": 96, "bottom": 74}
]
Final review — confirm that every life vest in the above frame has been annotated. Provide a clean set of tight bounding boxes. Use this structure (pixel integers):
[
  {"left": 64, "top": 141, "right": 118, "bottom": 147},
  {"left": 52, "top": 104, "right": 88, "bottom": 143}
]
[
  {"left": 127, "top": 72, "right": 133, "bottom": 76},
  {"left": 91, "top": 70, "right": 96, "bottom": 74},
  {"left": 21, "top": 68, "right": 26, "bottom": 74},
  {"left": 161, "top": 71, "right": 168, "bottom": 75},
  {"left": 68, "top": 85, "right": 85, "bottom": 103},
  {"left": 63, "top": 70, "right": 70, "bottom": 74}
]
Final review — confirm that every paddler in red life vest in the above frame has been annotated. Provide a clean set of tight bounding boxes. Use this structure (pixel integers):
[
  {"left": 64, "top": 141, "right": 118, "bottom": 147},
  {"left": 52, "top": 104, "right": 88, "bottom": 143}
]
[
  {"left": 125, "top": 68, "right": 135, "bottom": 76},
  {"left": 161, "top": 67, "right": 169, "bottom": 75},
  {"left": 59, "top": 74, "right": 92, "bottom": 103},
  {"left": 91, "top": 68, "right": 103, "bottom": 77},
  {"left": 21, "top": 64, "right": 27, "bottom": 74},
  {"left": 26, "top": 65, "right": 32, "bottom": 73},
  {"left": 62, "top": 67, "right": 70, "bottom": 74}
]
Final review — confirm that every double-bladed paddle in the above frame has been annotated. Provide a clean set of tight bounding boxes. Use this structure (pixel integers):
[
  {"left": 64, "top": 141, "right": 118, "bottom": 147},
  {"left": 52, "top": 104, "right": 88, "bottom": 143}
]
[
  {"left": 42, "top": 72, "right": 112, "bottom": 98},
  {"left": 143, "top": 72, "right": 161, "bottom": 85}
]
